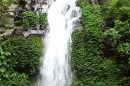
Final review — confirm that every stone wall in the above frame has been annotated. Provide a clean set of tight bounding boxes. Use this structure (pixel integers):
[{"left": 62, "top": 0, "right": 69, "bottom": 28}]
[{"left": 0, "top": 4, "right": 17, "bottom": 28}]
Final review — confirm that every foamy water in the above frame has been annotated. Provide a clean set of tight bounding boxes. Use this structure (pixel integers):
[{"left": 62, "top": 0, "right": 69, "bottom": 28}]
[{"left": 37, "top": 0, "right": 81, "bottom": 86}]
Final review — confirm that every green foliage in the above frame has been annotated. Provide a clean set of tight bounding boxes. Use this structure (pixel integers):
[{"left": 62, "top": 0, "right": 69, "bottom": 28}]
[
  {"left": 0, "top": 72, "right": 33, "bottom": 86},
  {"left": 0, "top": 47, "right": 32, "bottom": 86},
  {"left": 0, "top": 36, "right": 43, "bottom": 85},
  {"left": 117, "top": 43, "right": 130, "bottom": 55},
  {"left": 105, "top": 20, "right": 130, "bottom": 57},
  {"left": 22, "top": 11, "right": 48, "bottom": 30},
  {"left": 22, "top": 11, "right": 39, "bottom": 30},
  {"left": 1, "top": 36, "right": 43, "bottom": 75},
  {"left": 0, "top": 47, "right": 10, "bottom": 78},
  {"left": 72, "top": 0, "right": 130, "bottom": 86},
  {"left": 102, "top": 0, "right": 130, "bottom": 29},
  {"left": 39, "top": 13, "right": 48, "bottom": 26}
]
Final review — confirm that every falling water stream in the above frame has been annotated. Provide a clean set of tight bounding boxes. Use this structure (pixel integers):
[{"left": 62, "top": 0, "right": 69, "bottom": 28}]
[{"left": 37, "top": 0, "right": 81, "bottom": 86}]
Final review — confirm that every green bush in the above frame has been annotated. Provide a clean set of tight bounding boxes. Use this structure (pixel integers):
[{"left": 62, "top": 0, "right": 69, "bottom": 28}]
[
  {"left": 71, "top": 0, "right": 130, "bottom": 85},
  {"left": 0, "top": 47, "right": 33, "bottom": 86},
  {"left": 0, "top": 47, "right": 10, "bottom": 79},
  {"left": 102, "top": 0, "right": 130, "bottom": 29},
  {"left": 1, "top": 36, "right": 43, "bottom": 75},
  {"left": 0, "top": 72, "right": 33, "bottom": 86},
  {"left": 39, "top": 13, "right": 48, "bottom": 26},
  {"left": 0, "top": 36, "right": 43, "bottom": 85},
  {"left": 22, "top": 11, "right": 39, "bottom": 30}
]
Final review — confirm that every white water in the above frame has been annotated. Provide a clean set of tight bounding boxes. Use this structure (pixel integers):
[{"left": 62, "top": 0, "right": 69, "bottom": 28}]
[{"left": 37, "top": 0, "right": 81, "bottom": 86}]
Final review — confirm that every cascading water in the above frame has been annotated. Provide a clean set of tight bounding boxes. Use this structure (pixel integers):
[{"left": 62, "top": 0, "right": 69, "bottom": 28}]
[{"left": 37, "top": 0, "right": 81, "bottom": 86}]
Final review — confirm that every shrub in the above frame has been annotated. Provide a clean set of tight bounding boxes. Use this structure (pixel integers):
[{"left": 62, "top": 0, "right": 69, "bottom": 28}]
[
  {"left": 0, "top": 47, "right": 33, "bottom": 86},
  {"left": 39, "top": 13, "right": 48, "bottom": 26},
  {"left": 0, "top": 72, "right": 33, "bottom": 86},
  {"left": 22, "top": 11, "right": 39, "bottom": 30},
  {"left": 1, "top": 36, "right": 43, "bottom": 75},
  {"left": 0, "top": 47, "right": 10, "bottom": 79},
  {"left": 102, "top": 0, "right": 130, "bottom": 29},
  {"left": 72, "top": 28, "right": 120, "bottom": 85},
  {"left": 71, "top": 0, "right": 128, "bottom": 85}
]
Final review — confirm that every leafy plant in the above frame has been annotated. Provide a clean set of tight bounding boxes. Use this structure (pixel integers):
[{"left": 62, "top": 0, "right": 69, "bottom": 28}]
[
  {"left": 1, "top": 36, "right": 43, "bottom": 75},
  {"left": 72, "top": 0, "right": 130, "bottom": 85},
  {"left": 0, "top": 72, "right": 33, "bottom": 86},
  {"left": 22, "top": 11, "right": 39, "bottom": 30},
  {"left": 0, "top": 47, "right": 10, "bottom": 79},
  {"left": 39, "top": 13, "right": 48, "bottom": 26},
  {"left": 0, "top": 35, "right": 43, "bottom": 85}
]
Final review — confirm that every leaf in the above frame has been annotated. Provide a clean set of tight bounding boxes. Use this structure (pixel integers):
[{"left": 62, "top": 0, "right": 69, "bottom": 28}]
[
  {"left": 0, "top": 67, "right": 6, "bottom": 73},
  {"left": 0, "top": 56, "right": 5, "bottom": 59}
]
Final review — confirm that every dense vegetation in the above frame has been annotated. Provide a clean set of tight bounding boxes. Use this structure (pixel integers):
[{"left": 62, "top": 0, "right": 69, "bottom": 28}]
[
  {"left": 72, "top": 0, "right": 130, "bottom": 85},
  {"left": 0, "top": 36, "right": 43, "bottom": 85},
  {"left": 1, "top": 0, "right": 130, "bottom": 85},
  {"left": 22, "top": 11, "right": 39, "bottom": 30},
  {"left": 22, "top": 11, "right": 47, "bottom": 30}
]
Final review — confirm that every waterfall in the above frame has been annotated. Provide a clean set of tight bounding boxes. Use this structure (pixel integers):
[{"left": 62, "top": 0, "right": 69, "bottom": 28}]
[{"left": 37, "top": 0, "right": 81, "bottom": 86}]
